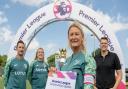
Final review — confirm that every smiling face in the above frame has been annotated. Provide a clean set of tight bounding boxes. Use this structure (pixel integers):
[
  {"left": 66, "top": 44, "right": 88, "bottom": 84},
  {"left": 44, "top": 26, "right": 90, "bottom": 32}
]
[
  {"left": 68, "top": 26, "right": 84, "bottom": 51},
  {"left": 36, "top": 48, "right": 44, "bottom": 60},
  {"left": 100, "top": 38, "right": 108, "bottom": 52},
  {"left": 16, "top": 42, "right": 25, "bottom": 57}
]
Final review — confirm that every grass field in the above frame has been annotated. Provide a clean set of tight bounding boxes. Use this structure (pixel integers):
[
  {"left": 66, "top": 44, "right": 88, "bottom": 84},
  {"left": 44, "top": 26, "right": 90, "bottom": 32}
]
[
  {"left": 0, "top": 77, "right": 128, "bottom": 89},
  {"left": 0, "top": 77, "right": 31, "bottom": 89},
  {"left": 0, "top": 77, "right": 4, "bottom": 89}
]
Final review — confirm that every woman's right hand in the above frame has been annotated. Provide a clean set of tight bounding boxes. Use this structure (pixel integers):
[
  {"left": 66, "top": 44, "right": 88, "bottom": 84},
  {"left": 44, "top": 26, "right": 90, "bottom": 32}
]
[{"left": 48, "top": 66, "right": 57, "bottom": 77}]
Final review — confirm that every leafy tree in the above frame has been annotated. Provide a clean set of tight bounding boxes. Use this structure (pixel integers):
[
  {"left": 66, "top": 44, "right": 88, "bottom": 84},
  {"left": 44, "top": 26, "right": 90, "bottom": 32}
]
[
  {"left": 0, "top": 55, "right": 7, "bottom": 76},
  {"left": 47, "top": 53, "right": 58, "bottom": 67},
  {"left": 0, "top": 55, "right": 7, "bottom": 67},
  {"left": 92, "top": 48, "right": 101, "bottom": 57},
  {"left": 0, "top": 57, "right": 3, "bottom": 65}
]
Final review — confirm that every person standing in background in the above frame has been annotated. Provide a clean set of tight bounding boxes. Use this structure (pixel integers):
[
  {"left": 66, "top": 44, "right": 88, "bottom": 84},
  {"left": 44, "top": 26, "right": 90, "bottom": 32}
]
[
  {"left": 94, "top": 37, "right": 122, "bottom": 89},
  {"left": 28, "top": 48, "right": 48, "bottom": 89},
  {"left": 4, "top": 40, "right": 29, "bottom": 89}
]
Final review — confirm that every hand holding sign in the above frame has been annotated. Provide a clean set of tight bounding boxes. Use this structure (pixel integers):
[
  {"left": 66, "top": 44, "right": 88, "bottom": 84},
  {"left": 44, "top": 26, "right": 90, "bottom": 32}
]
[{"left": 45, "top": 71, "right": 77, "bottom": 89}]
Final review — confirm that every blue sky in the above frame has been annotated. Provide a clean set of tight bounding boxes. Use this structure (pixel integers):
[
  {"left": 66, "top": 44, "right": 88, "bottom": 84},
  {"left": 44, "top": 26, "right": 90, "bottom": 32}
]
[{"left": 0, "top": 0, "right": 128, "bottom": 68}]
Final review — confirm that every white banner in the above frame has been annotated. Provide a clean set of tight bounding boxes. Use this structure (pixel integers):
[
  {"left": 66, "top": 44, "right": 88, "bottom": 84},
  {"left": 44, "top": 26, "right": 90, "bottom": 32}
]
[{"left": 45, "top": 71, "right": 77, "bottom": 89}]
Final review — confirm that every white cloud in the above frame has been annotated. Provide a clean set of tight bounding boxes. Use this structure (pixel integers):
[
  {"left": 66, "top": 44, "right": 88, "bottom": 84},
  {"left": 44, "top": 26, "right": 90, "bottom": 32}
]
[
  {"left": 11, "top": 0, "right": 79, "bottom": 7},
  {"left": 0, "top": 11, "right": 8, "bottom": 25},
  {"left": 44, "top": 43, "right": 58, "bottom": 53},
  {"left": 72, "top": 0, "right": 79, "bottom": 2},
  {"left": 85, "top": 0, "right": 93, "bottom": 9},
  {"left": 78, "top": 1, "right": 128, "bottom": 33},
  {"left": 96, "top": 11, "right": 112, "bottom": 22},
  {"left": 96, "top": 10, "right": 128, "bottom": 32},
  {"left": 0, "top": 27, "right": 14, "bottom": 43},
  {"left": 111, "top": 22, "right": 128, "bottom": 32},
  {"left": 27, "top": 39, "right": 40, "bottom": 51},
  {"left": 50, "top": 0, "right": 79, "bottom": 2},
  {"left": 43, "top": 43, "right": 60, "bottom": 58},
  {"left": 26, "top": 41, "right": 59, "bottom": 61},
  {"left": 11, "top": 0, "right": 49, "bottom": 7},
  {"left": 126, "top": 38, "right": 128, "bottom": 48},
  {"left": 69, "top": 1, "right": 128, "bottom": 34},
  {"left": 0, "top": 11, "right": 14, "bottom": 44},
  {"left": 28, "top": 42, "right": 58, "bottom": 53},
  {"left": 4, "top": 4, "right": 10, "bottom": 9}
]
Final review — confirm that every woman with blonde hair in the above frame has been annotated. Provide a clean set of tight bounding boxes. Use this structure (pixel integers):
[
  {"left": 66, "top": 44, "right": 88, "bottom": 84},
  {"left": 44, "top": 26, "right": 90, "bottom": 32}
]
[
  {"left": 28, "top": 48, "right": 48, "bottom": 89},
  {"left": 61, "top": 22, "right": 96, "bottom": 89}
]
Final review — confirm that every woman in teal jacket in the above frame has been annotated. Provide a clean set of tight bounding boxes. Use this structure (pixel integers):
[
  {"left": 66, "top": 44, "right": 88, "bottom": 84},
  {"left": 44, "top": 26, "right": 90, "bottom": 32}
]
[
  {"left": 61, "top": 22, "right": 96, "bottom": 89},
  {"left": 28, "top": 48, "right": 48, "bottom": 89}
]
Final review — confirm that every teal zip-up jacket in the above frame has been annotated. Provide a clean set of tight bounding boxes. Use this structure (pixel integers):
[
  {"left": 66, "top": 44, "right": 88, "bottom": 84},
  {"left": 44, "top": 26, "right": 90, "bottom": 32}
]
[
  {"left": 27, "top": 60, "right": 48, "bottom": 89},
  {"left": 61, "top": 51, "right": 96, "bottom": 89},
  {"left": 4, "top": 57, "right": 29, "bottom": 89}
]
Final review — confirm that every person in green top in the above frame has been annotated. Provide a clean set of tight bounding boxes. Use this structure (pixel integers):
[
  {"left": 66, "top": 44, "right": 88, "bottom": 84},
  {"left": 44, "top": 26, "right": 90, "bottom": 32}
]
[
  {"left": 28, "top": 48, "right": 49, "bottom": 89},
  {"left": 61, "top": 22, "right": 96, "bottom": 89},
  {"left": 4, "top": 40, "right": 29, "bottom": 89}
]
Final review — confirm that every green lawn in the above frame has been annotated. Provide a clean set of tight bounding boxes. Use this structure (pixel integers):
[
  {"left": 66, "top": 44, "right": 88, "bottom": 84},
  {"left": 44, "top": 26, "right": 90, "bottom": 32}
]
[{"left": 0, "top": 77, "right": 4, "bottom": 89}]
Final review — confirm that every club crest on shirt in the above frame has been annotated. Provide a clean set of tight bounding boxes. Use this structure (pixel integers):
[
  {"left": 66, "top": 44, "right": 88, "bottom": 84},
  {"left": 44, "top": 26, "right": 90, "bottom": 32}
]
[
  {"left": 43, "top": 65, "right": 46, "bottom": 68},
  {"left": 24, "top": 64, "right": 27, "bottom": 69},
  {"left": 14, "top": 64, "right": 17, "bottom": 67},
  {"left": 74, "top": 60, "right": 80, "bottom": 65},
  {"left": 36, "top": 64, "right": 39, "bottom": 67},
  {"left": 63, "top": 62, "right": 68, "bottom": 66}
]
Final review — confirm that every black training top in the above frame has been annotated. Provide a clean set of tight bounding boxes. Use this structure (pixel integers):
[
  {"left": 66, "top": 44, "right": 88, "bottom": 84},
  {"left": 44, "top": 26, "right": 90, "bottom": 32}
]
[{"left": 94, "top": 51, "right": 121, "bottom": 88}]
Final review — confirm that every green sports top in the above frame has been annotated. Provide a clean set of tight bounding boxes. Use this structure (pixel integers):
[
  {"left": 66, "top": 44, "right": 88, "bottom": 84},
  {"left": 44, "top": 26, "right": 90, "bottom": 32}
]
[
  {"left": 4, "top": 57, "right": 29, "bottom": 89},
  {"left": 61, "top": 51, "right": 96, "bottom": 89},
  {"left": 27, "top": 60, "right": 48, "bottom": 89}
]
